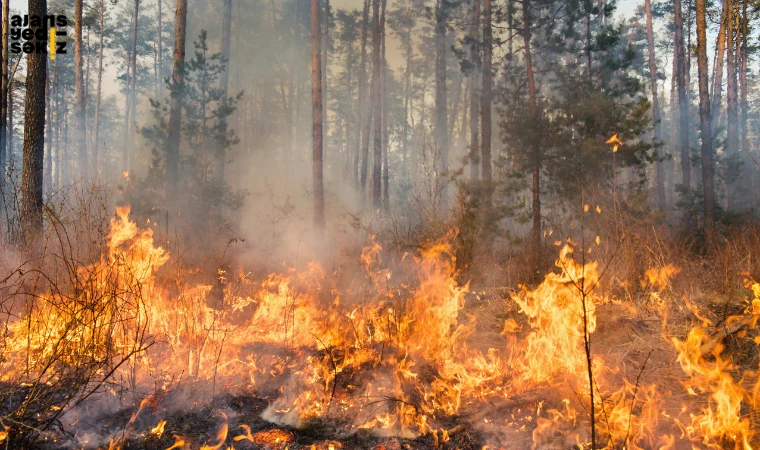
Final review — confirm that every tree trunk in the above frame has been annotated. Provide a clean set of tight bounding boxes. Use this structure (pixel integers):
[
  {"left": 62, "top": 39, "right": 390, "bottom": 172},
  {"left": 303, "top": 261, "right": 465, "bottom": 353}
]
[
  {"left": 157, "top": 0, "right": 162, "bottom": 92},
  {"left": 358, "top": 0, "right": 371, "bottom": 192},
  {"left": 725, "top": 0, "right": 738, "bottom": 207},
  {"left": 217, "top": 0, "right": 232, "bottom": 185},
  {"left": 370, "top": 0, "right": 382, "bottom": 207},
  {"left": 674, "top": 0, "right": 691, "bottom": 191},
  {"left": 469, "top": 0, "right": 480, "bottom": 179},
  {"left": 696, "top": 0, "right": 714, "bottom": 241},
  {"left": 167, "top": 0, "right": 188, "bottom": 194},
  {"left": 645, "top": 0, "right": 665, "bottom": 210},
  {"left": 400, "top": 0, "right": 412, "bottom": 189},
  {"left": 481, "top": 0, "right": 492, "bottom": 189},
  {"left": 311, "top": 0, "right": 325, "bottom": 228},
  {"left": 45, "top": 61, "right": 54, "bottom": 194},
  {"left": 0, "top": 0, "right": 8, "bottom": 171},
  {"left": 710, "top": 0, "right": 727, "bottom": 135},
  {"left": 434, "top": 0, "right": 447, "bottom": 175},
  {"left": 74, "top": 0, "right": 87, "bottom": 177},
  {"left": 739, "top": 0, "right": 747, "bottom": 154},
  {"left": 523, "top": 0, "right": 540, "bottom": 278},
  {"left": 127, "top": 0, "right": 139, "bottom": 170},
  {"left": 321, "top": 0, "right": 329, "bottom": 166},
  {"left": 93, "top": 0, "right": 105, "bottom": 175},
  {"left": 380, "top": 0, "right": 388, "bottom": 204},
  {"left": 21, "top": 0, "right": 47, "bottom": 241}
]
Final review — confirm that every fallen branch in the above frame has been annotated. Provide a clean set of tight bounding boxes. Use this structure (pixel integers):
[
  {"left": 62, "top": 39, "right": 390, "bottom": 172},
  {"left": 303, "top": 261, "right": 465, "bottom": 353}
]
[{"left": 700, "top": 314, "right": 760, "bottom": 356}]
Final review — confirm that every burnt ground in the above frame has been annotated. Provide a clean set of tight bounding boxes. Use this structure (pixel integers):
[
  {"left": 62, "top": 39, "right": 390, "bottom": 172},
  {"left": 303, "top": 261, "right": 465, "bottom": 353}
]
[{"left": 47, "top": 387, "right": 488, "bottom": 450}]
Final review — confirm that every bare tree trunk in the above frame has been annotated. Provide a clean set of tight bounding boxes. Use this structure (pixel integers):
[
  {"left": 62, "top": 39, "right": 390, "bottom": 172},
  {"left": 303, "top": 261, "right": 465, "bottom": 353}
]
[
  {"left": 156, "top": 0, "right": 162, "bottom": 92},
  {"left": 434, "top": 0, "right": 447, "bottom": 175},
  {"left": 674, "top": 0, "right": 691, "bottom": 191},
  {"left": 523, "top": 0, "right": 540, "bottom": 278},
  {"left": 311, "top": 0, "right": 325, "bottom": 228},
  {"left": 645, "top": 0, "right": 665, "bottom": 210},
  {"left": 370, "top": 0, "right": 382, "bottom": 207},
  {"left": 400, "top": 0, "right": 412, "bottom": 190},
  {"left": 127, "top": 0, "right": 139, "bottom": 170},
  {"left": 726, "top": 0, "right": 738, "bottom": 207},
  {"left": 45, "top": 61, "right": 54, "bottom": 194},
  {"left": 217, "top": 0, "right": 232, "bottom": 184},
  {"left": 380, "top": 0, "right": 388, "bottom": 204},
  {"left": 469, "top": 0, "right": 480, "bottom": 179},
  {"left": 358, "top": 0, "right": 371, "bottom": 192},
  {"left": 696, "top": 0, "right": 714, "bottom": 241},
  {"left": 0, "top": 0, "right": 8, "bottom": 171},
  {"left": 481, "top": 0, "right": 492, "bottom": 190},
  {"left": 74, "top": 0, "right": 87, "bottom": 177},
  {"left": 167, "top": 0, "right": 188, "bottom": 194},
  {"left": 21, "top": 0, "right": 47, "bottom": 241},
  {"left": 321, "top": 0, "right": 329, "bottom": 166},
  {"left": 710, "top": 0, "right": 727, "bottom": 134},
  {"left": 93, "top": 0, "right": 105, "bottom": 175},
  {"left": 739, "top": 0, "right": 747, "bottom": 154}
]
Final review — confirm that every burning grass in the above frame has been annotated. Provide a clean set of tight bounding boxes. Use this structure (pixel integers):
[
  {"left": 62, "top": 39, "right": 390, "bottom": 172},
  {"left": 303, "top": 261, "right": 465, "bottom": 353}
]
[{"left": 1, "top": 206, "right": 760, "bottom": 448}]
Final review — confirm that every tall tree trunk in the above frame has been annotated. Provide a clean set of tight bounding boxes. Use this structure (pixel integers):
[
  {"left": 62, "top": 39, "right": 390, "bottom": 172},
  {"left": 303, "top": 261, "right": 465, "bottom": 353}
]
[
  {"left": 481, "top": 0, "right": 492, "bottom": 190},
  {"left": 45, "top": 61, "right": 55, "bottom": 194},
  {"left": 381, "top": 0, "right": 388, "bottom": 204},
  {"left": 674, "top": 0, "right": 691, "bottom": 190},
  {"left": 523, "top": 0, "right": 541, "bottom": 278},
  {"left": 710, "top": 0, "right": 727, "bottom": 135},
  {"left": 74, "top": 0, "right": 87, "bottom": 177},
  {"left": 725, "top": 0, "right": 738, "bottom": 207},
  {"left": 739, "top": 0, "right": 747, "bottom": 154},
  {"left": 434, "top": 0, "right": 447, "bottom": 175},
  {"left": 696, "top": 0, "right": 714, "bottom": 241},
  {"left": 370, "top": 0, "right": 382, "bottom": 207},
  {"left": 358, "top": 0, "right": 371, "bottom": 192},
  {"left": 156, "top": 0, "right": 162, "bottom": 92},
  {"left": 469, "top": 0, "right": 480, "bottom": 179},
  {"left": 400, "top": 0, "right": 412, "bottom": 190},
  {"left": 93, "top": 0, "right": 105, "bottom": 175},
  {"left": 167, "top": 0, "right": 188, "bottom": 194},
  {"left": 321, "top": 0, "right": 329, "bottom": 166},
  {"left": 645, "top": 0, "right": 665, "bottom": 210},
  {"left": 217, "top": 0, "right": 232, "bottom": 185},
  {"left": 21, "top": 0, "right": 47, "bottom": 241},
  {"left": 127, "top": 0, "right": 139, "bottom": 170},
  {"left": 311, "top": 0, "right": 325, "bottom": 228},
  {"left": 0, "top": 0, "right": 8, "bottom": 171}
]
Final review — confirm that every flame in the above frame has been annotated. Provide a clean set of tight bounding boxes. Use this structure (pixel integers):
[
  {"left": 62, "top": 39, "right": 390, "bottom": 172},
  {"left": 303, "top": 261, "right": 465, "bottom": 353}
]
[
  {"left": 150, "top": 420, "right": 167, "bottom": 438},
  {"left": 4, "top": 206, "right": 760, "bottom": 447}
]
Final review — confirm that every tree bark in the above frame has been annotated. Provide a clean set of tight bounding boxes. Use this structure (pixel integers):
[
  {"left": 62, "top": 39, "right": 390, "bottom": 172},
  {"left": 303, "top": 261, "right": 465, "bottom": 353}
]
[
  {"left": 167, "top": 0, "right": 188, "bottom": 194},
  {"left": 523, "top": 0, "right": 540, "bottom": 278},
  {"left": 645, "top": 0, "right": 665, "bottom": 210},
  {"left": 93, "top": 0, "right": 105, "bottom": 175},
  {"left": 0, "top": 0, "right": 8, "bottom": 171},
  {"left": 710, "top": 0, "right": 727, "bottom": 135},
  {"left": 400, "top": 0, "right": 412, "bottom": 189},
  {"left": 434, "top": 0, "right": 448, "bottom": 175},
  {"left": 358, "top": 0, "right": 371, "bottom": 192},
  {"left": 696, "top": 0, "right": 714, "bottom": 241},
  {"left": 74, "top": 0, "right": 87, "bottom": 177},
  {"left": 380, "top": 0, "right": 388, "bottom": 204},
  {"left": 217, "top": 0, "right": 232, "bottom": 185},
  {"left": 674, "top": 0, "right": 691, "bottom": 191},
  {"left": 311, "top": 0, "right": 325, "bottom": 228},
  {"left": 370, "top": 0, "right": 382, "bottom": 207},
  {"left": 739, "top": 0, "right": 747, "bottom": 155},
  {"left": 468, "top": 0, "right": 479, "bottom": 179},
  {"left": 725, "top": 0, "right": 738, "bottom": 207},
  {"left": 21, "top": 0, "right": 47, "bottom": 241},
  {"left": 321, "top": 0, "right": 329, "bottom": 165},
  {"left": 481, "top": 0, "right": 492, "bottom": 189}
]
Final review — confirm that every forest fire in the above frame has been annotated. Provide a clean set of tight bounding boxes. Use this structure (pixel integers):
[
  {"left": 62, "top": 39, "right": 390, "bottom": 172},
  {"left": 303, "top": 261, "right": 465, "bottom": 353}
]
[{"left": 1, "top": 207, "right": 758, "bottom": 448}]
